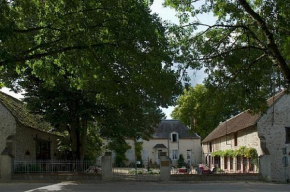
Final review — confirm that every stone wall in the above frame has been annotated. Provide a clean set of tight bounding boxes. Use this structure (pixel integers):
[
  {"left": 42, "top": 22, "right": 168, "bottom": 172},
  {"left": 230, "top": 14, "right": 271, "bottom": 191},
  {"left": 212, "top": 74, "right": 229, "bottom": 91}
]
[
  {"left": 202, "top": 126, "right": 262, "bottom": 156},
  {"left": 0, "top": 103, "right": 17, "bottom": 179},
  {"left": 14, "top": 124, "right": 62, "bottom": 160},
  {"left": 257, "top": 94, "right": 290, "bottom": 182}
]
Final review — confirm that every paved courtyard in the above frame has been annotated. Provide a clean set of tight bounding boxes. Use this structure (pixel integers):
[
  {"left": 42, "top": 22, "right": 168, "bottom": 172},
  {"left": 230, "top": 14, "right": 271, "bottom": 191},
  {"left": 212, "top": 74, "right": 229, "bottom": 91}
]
[{"left": 0, "top": 181, "right": 289, "bottom": 192}]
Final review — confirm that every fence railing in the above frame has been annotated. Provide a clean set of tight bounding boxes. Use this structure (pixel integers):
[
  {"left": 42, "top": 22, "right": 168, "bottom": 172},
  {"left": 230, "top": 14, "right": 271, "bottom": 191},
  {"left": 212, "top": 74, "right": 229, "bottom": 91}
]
[
  {"left": 13, "top": 159, "right": 102, "bottom": 173},
  {"left": 171, "top": 161, "right": 259, "bottom": 175}
]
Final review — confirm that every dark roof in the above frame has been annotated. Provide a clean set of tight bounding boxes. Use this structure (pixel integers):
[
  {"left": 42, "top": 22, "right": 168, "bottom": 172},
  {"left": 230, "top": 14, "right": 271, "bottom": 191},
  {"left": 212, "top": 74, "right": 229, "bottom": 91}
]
[
  {"left": 202, "top": 90, "right": 286, "bottom": 143},
  {"left": 0, "top": 91, "right": 54, "bottom": 132},
  {"left": 153, "top": 144, "right": 167, "bottom": 149},
  {"left": 153, "top": 120, "right": 200, "bottom": 139}
]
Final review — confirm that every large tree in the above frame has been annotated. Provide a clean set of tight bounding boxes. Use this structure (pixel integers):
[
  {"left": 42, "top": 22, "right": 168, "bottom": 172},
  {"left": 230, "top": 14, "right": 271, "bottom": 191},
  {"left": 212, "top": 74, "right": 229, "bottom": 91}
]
[
  {"left": 164, "top": 0, "right": 290, "bottom": 111},
  {"left": 171, "top": 84, "right": 240, "bottom": 138},
  {"left": 0, "top": 0, "right": 182, "bottom": 160}
]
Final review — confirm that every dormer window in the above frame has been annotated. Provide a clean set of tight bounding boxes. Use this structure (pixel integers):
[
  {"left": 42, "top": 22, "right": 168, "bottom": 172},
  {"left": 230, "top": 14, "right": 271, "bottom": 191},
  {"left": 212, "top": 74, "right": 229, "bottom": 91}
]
[{"left": 171, "top": 132, "right": 178, "bottom": 142}]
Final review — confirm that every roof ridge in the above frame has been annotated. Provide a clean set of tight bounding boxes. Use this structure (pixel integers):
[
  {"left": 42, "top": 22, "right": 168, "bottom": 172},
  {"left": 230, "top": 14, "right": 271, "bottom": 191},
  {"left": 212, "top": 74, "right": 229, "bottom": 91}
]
[{"left": 0, "top": 91, "right": 55, "bottom": 133}]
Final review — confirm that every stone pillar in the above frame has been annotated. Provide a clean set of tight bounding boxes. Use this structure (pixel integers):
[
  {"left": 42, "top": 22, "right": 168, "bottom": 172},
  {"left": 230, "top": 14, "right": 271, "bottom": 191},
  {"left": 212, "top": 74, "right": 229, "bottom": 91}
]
[
  {"left": 159, "top": 152, "right": 171, "bottom": 181},
  {"left": 1, "top": 135, "right": 15, "bottom": 181},
  {"left": 233, "top": 157, "right": 237, "bottom": 173},
  {"left": 101, "top": 152, "right": 113, "bottom": 180}
]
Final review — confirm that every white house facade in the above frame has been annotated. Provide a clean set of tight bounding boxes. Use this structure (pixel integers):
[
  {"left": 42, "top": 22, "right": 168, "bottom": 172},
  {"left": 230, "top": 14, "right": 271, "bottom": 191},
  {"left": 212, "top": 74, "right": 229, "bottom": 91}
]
[{"left": 108, "top": 120, "right": 202, "bottom": 167}]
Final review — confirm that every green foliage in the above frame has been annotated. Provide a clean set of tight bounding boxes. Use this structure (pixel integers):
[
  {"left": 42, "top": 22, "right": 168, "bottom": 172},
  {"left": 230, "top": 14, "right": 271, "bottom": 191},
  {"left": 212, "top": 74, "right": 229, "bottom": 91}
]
[
  {"left": 108, "top": 138, "right": 131, "bottom": 167},
  {"left": 135, "top": 141, "right": 143, "bottom": 161},
  {"left": 177, "top": 154, "right": 185, "bottom": 168},
  {"left": 212, "top": 146, "right": 258, "bottom": 160},
  {"left": 223, "top": 149, "right": 237, "bottom": 157},
  {"left": 84, "top": 124, "right": 104, "bottom": 161},
  {"left": 211, "top": 150, "right": 225, "bottom": 157},
  {"left": 0, "top": 0, "right": 183, "bottom": 160},
  {"left": 245, "top": 147, "right": 258, "bottom": 159},
  {"left": 236, "top": 146, "right": 247, "bottom": 157},
  {"left": 172, "top": 84, "right": 240, "bottom": 139},
  {"left": 165, "top": 0, "right": 290, "bottom": 112}
]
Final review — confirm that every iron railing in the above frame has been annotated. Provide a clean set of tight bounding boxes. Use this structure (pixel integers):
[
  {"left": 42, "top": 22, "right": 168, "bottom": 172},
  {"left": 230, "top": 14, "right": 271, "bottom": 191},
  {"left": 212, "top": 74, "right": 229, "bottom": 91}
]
[
  {"left": 13, "top": 159, "right": 101, "bottom": 173},
  {"left": 171, "top": 160, "right": 259, "bottom": 175}
]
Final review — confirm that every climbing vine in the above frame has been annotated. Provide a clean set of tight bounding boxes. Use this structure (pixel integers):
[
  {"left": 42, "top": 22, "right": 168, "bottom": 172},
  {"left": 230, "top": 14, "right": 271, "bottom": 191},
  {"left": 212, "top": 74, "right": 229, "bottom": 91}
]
[{"left": 211, "top": 146, "right": 258, "bottom": 159}]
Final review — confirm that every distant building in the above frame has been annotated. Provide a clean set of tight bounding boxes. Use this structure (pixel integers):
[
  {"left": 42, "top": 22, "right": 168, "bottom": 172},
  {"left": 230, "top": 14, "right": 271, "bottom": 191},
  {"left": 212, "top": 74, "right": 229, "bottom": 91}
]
[
  {"left": 202, "top": 90, "right": 290, "bottom": 182},
  {"left": 108, "top": 120, "right": 202, "bottom": 167}
]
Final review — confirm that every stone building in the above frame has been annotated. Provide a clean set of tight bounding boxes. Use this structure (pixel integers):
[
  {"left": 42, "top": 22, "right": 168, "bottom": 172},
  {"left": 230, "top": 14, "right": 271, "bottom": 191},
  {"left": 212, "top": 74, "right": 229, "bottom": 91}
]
[
  {"left": 202, "top": 90, "right": 290, "bottom": 182},
  {"left": 0, "top": 91, "right": 62, "bottom": 178},
  {"left": 109, "top": 120, "right": 202, "bottom": 167}
]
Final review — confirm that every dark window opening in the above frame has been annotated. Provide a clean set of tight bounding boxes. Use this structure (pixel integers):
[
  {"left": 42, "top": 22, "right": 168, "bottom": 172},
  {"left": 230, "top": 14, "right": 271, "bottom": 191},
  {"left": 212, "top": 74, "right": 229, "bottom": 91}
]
[
  {"left": 234, "top": 133, "right": 238, "bottom": 146},
  {"left": 224, "top": 157, "right": 228, "bottom": 169},
  {"left": 237, "top": 156, "right": 242, "bottom": 171},
  {"left": 243, "top": 157, "right": 247, "bottom": 172},
  {"left": 230, "top": 157, "right": 233, "bottom": 170},
  {"left": 286, "top": 127, "right": 290, "bottom": 144},
  {"left": 214, "top": 156, "right": 221, "bottom": 168},
  {"left": 209, "top": 142, "right": 212, "bottom": 152},
  {"left": 249, "top": 158, "right": 254, "bottom": 172},
  {"left": 36, "top": 139, "right": 51, "bottom": 160},
  {"left": 172, "top": 133, "right": 178, "bottom": 142}
]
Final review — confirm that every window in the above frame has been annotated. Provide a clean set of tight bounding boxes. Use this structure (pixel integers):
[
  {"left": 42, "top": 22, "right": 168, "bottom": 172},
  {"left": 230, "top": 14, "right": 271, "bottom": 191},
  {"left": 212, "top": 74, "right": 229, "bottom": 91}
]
[
  {"left": 209, "top": 142, "right": 212, "bottom": 152},
  {"left": 35, "top": 139, "right": 51, "bottom": 160},
  {"left": 224, "top": 157, "right": 228, "bottom": 170},
  {"left": 234, "top": 133, "right": 238, "bottom": 146},
  {"left": 172, "top": 149, "right": 178, "bottom": 160},
  {"left": 230, "top": 157, "right": 233, "bottom": 170},
  {"left": 237, "top": 156, "right": 242, "bottom": 171},
  {"left": 158, "top": 150, "right": 162, "bottom": 159},
  {"left": 171, "top": 133, "right": 178, "bottom": 142},
  {"left": 286, "top": 127, "right": 290, "bottom": 144},
  {"left": 186, "top": 150, "right": 191, "bottom": 160}
]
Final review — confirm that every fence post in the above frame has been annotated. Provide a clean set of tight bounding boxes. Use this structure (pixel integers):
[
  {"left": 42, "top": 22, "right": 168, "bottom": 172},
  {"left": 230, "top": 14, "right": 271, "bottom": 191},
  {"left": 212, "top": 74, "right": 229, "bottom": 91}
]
[
  {"left": 160, "top": 152, "right": 171, "bottom": 181},
  {"left": 101, "top": 152, "right": 112, "bottom": 180},
  {"left": 1, "top": 136, "right": 15, "bottom": 180}
]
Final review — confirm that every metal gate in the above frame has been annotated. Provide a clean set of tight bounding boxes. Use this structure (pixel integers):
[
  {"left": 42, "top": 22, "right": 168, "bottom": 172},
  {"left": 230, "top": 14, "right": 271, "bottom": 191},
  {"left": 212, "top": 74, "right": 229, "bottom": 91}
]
[{"left": 112, "top": 160, "right": 160, "bottom": 181}]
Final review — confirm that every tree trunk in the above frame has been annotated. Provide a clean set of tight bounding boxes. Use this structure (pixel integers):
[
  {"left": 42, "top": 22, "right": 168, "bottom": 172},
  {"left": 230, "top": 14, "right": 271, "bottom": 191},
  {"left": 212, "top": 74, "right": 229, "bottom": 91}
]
[{"left": 69, "top": 122, "right": 88, "bottom": 161}]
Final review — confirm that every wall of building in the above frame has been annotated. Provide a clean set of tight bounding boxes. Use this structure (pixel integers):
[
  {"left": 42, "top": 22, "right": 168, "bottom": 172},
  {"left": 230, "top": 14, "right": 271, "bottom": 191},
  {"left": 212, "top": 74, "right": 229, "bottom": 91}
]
[
  {"left": 257, "top": 94, "right": 290, "bottom": 182},
  {"left": 14, "top": 124, "right": 62, "bottom": 160},
  {"left": 202, "top": 126, "right": 262, "bottom": 173},
  {"left": 0, "top": 103, "right": 17, "bottom": 178},
  {"left": 202, "top": 126, "right": 262, "bottom": 156}
]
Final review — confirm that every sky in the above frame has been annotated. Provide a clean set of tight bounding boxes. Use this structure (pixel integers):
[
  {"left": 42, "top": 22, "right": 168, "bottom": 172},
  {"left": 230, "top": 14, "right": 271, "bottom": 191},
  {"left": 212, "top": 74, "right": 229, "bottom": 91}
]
[
  {"left": 151, "top": 0, "right": 215, "bottom": 119},
  {"left": 0, "top": 0, "right": 215, "bottom": 118}
]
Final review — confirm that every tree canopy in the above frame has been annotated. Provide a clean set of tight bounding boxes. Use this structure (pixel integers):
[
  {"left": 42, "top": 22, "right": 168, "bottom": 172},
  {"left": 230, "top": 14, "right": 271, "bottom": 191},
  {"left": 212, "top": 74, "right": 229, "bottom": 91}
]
[
  {"left": 171, "top": 84, "right": 240, "bottom": 138},
  {"left": 165, "top": 0, "right": 290, "bottom": 111},
  {"left": 0, "top": 0, "right": 182, "bottom": 160}
]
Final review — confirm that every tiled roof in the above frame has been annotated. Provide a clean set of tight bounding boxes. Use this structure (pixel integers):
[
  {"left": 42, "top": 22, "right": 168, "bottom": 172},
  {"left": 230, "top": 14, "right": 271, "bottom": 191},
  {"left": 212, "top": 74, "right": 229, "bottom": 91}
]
[
  {"left": 153, "top": 120, "right": 200, "bottom": 139},
  {"left": 0, "top": 91, "right": 54, "bottom": 132},
  {"left": 202, "top": 90, "right": 286, "bottom": 143}
]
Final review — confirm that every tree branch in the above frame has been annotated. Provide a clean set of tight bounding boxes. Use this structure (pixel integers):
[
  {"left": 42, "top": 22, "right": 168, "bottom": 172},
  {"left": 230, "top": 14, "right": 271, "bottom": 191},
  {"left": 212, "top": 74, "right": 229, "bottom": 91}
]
[
  {"left": 0, "top": 43, "right": 116, "bottom": 65},
  {"left": 195, "top": 46, "right": 266, "bottom": 61},
  {"left": 238, "top": 0, "right": 290, "bottom": 84}
]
